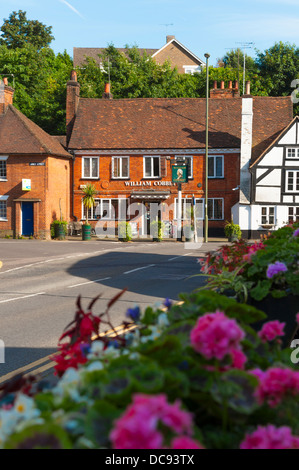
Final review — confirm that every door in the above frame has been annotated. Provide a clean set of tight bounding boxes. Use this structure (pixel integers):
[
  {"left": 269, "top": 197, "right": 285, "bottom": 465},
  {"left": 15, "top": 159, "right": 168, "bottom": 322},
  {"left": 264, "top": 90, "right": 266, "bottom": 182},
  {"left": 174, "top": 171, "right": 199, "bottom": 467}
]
[{"left": 22, "top": 202, "right": 34, "bottom": 236}]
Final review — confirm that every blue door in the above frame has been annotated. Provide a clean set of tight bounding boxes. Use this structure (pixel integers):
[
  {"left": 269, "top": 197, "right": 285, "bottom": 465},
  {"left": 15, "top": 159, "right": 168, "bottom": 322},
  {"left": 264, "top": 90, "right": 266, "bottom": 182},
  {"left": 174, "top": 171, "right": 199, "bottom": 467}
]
[{"left": 22, "top": 202, "right": 34, "bottom": 236}]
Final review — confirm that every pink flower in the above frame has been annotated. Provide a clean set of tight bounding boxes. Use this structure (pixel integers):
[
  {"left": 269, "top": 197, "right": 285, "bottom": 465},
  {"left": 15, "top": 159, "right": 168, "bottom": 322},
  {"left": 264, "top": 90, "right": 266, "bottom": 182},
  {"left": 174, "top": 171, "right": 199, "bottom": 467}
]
[
  {"left": 296, "top": 313, "right": 299, "bottom": 324},
  {"left": 230, "top": 348, "right": 247, "bottom": 369},
  {"left": 110, "top": 394, "right": 194, "bottom": 449},
  {"left": 190, "top": 311, "right": 245, "bottom": 361},
  {"left": 240, "top": 425, "right": 299, "bottom": 449},
  {"left": 254, "top": 367, "right": 299, "bottom": 407},
  {"left": 258, "top": 320, "right": 285, "bottom": 342},
  {"left": 171, "top": 436, "right": 205, "bottom": 449}
]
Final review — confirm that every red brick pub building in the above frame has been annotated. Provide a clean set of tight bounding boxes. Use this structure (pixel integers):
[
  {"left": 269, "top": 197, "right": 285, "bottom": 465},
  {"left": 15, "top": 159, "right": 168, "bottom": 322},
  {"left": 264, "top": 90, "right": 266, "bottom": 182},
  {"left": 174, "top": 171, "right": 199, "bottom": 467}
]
[{"left": 66, "top": 72, "right": 292, "bottom": 239}]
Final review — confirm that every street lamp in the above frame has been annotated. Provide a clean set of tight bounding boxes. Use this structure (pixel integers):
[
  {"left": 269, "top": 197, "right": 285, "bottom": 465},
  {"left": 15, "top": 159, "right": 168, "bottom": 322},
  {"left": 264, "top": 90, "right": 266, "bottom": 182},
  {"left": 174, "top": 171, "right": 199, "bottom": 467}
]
[{"left": 204, "top": 53, "right": 210, "bottom": 243}]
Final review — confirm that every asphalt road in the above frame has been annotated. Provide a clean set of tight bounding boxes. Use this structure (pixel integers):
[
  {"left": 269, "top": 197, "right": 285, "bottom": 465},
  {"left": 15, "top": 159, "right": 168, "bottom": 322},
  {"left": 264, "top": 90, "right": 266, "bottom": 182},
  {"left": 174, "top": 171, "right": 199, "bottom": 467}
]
[{"left": 0, "top": 238, "right": 223, "bottom": 379}]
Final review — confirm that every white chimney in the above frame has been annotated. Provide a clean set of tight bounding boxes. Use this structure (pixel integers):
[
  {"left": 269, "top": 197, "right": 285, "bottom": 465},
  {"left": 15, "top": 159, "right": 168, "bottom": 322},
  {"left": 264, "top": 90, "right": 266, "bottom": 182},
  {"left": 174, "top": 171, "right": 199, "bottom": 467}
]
[{"left": 240, "top": 94, "right": 253, "bottom": 204}]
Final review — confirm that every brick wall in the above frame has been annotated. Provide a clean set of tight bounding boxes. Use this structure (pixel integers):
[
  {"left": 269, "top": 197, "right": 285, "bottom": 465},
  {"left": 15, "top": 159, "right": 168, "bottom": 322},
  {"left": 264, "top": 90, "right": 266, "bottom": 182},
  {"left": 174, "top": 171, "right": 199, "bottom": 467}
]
[
  {"left": 154, "top": 42, "right": 200, "bottom": 73},
  {"left": 0, "top": 154, "right": 70, "bottom": 239},
  {"left": 72, "top": 153, "right": 240, "bottom": 236}
]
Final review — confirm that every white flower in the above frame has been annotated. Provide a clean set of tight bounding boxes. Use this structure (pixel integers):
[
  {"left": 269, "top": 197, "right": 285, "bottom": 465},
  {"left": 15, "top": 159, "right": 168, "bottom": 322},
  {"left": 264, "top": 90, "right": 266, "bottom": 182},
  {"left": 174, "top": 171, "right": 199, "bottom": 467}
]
[
  {"left": 53, "top": 367, "right": 82, "bottom": 401},
  {"left": 14, "top": 394, "right": 40, "bottom": 421},
  {"left": 157, "top": 313, "right": 169, "bottom": 328},
  {"left": 87, "top": 340, "right": 105, "bottom": 360},
  {"left": 84, "top": 361, "right": 104, "bottom": 372}
]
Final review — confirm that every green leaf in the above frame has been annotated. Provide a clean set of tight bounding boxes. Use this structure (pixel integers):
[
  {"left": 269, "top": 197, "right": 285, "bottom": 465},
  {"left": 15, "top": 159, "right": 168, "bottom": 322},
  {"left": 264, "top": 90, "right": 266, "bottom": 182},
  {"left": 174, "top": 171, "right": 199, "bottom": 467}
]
[{"left": 250, "top": 279, "right": 271, "bottom": 301}]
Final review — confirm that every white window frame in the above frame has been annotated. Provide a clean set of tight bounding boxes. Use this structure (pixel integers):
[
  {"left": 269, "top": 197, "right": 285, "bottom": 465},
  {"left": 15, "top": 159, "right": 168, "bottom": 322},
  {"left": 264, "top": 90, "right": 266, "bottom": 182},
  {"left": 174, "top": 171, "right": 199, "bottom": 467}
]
[
  {"left": 261, "top": 206, "right": 275, "bottom": 225},
  {"left": 183, "top": 65, "right": 201, "bottom": 75},
  {"left": 208, "top": 155, "right": 224, "bottom": 178},
  {"left": 207, "top": 198, "right": 224, "bottom": 220},
  {"left": 287, "top": 148, "right": 299, "bottom": 159},
  {"left": 143, "top": 156, "right": 160, "bottom": 178},
  {"left": 112, "top": 156, "right": 130, "bottom": 179},
  {"left": 175, "top": 156, "right": 193, "bottom": 179},
  {"left": 0, "top": 195, "right": 8, "bottom": 221},
  {"left": 286, "top": 170, "right": 299, "bottom": 192},
  {"left": 288, "top": 206, "right": 299, "bottom": 223},
  {"left": 82, "top": 156, "right": 99, "bottom": 179},
  {"left": 0, "top": 156, "right": 8, "bottom": 181},
  {"left": 81, "top": 198, "right": 128, "bottom": 221},
  {"left": 174, "top": 198, "right": 204, "bottom": 220}
]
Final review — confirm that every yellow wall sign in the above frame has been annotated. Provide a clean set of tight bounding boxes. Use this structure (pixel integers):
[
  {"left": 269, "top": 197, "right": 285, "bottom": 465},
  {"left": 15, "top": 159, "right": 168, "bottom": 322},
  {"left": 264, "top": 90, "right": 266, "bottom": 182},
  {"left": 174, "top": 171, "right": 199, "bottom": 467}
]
[{"left": 22, "top": 179, "right": 31, "bottom": 191}]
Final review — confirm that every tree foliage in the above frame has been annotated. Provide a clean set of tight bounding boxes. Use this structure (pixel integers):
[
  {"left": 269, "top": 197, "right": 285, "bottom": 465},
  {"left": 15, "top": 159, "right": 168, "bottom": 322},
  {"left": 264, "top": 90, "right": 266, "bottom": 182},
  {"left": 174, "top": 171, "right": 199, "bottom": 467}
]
[
  {"left": 0, "top": 10, "right": 54, "bottom": 50},
  {"left": 0, "top": 10, "right": 298, "bottom": 136}
]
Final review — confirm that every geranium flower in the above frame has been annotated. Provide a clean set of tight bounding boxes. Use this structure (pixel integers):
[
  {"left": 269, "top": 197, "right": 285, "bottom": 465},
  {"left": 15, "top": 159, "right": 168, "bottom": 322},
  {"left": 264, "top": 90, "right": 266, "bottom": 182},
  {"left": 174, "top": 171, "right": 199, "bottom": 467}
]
[
  {"left": 190, "top": 311, "right": 245, "bottom": 361},
  {"left": 254, "top": 367, "right": 299, "bottom": 407},
  {"left": 171, "top": 436, "right": 205, "bottom": 449},
  {"left": 240, "top": 425, "right": 299, "bottom": 449},
  {"left": 266, "top": 261, "right": 288, "bottom": 279},
  {"left": 258, "top": 320, "right": 285, "bottom": 342},
  {"left": 110, "top": 394, "right": 194, "bottom": 449}
]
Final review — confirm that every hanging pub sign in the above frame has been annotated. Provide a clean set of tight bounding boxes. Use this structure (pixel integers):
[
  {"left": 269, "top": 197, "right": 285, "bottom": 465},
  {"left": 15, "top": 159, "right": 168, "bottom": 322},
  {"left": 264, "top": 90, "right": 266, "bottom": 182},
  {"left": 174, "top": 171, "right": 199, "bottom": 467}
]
[
  {"left": 171, "top": 164, "right": 188, "bottom": 183},
  {"left": 22, "top": 179, "right": 31, "bottom": 191}
]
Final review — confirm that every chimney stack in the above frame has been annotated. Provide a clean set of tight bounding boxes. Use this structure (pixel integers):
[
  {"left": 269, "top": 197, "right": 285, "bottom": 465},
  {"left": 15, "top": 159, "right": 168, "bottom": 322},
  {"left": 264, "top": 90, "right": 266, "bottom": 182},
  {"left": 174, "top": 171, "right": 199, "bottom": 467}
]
[
  {"left": 66, "top": 70, "right": 80, "bottom": 145},
  {"left": 210, "top": 80, "right": 240, "bottom": 99},
  {"left": 102, "top": 82, "right": 113, "bottom": 100},
  {"left": 166, "top": 35, "right": 175, "bottom": 43},
  {"left": 245, "top": 80, "right": 251, "bottom": 96},
  {"left": 0, "top": 78, "right": 14, "bottom": 114}
]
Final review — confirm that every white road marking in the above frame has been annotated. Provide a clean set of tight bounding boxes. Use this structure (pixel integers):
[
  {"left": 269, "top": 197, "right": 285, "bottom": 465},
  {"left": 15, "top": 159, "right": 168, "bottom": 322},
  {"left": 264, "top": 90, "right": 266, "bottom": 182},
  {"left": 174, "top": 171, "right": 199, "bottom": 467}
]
[
  {"left": 0, "top": 292, "right": 46, "bottom": 304},
  {"left": 168, "top": 253, "right": 194, "bottom": 261},
  {"left": 124, "top": 264, "right": 155, "bottom": 275},
  {"left": 67, "top": 277, "right": 111, "bottom": 288}
]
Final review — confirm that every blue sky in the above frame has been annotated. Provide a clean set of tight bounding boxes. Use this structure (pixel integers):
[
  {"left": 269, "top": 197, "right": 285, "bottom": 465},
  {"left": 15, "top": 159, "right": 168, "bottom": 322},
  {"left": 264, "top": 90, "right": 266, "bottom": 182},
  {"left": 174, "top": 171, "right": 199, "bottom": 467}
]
[{"left": 0, "top": 0, "right": 299, "bottom": 65}]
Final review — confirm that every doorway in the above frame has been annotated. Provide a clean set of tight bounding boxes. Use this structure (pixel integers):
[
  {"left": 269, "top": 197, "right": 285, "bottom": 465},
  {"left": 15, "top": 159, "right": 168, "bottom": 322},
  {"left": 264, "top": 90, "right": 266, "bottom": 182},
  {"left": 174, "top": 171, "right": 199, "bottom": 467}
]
[{"left": 22, "top": 202, "right": 34, "bottom": 236}]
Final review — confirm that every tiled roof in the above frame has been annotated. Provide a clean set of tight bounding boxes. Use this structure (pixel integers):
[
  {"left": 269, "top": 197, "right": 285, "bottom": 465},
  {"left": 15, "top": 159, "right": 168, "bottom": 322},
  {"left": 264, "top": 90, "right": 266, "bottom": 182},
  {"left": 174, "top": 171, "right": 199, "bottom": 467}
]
[
  {"left": 251, "top": 96, "right": 293, "bottom": 163},
  {"left": 68, "top": 96, "right": 292, "bottom": 156},
  {"left": 73, "top": 47, "right": 158, "bottom": 68},
  {"left": 0, "top": 105, "right": 71, "bottom": 157}
]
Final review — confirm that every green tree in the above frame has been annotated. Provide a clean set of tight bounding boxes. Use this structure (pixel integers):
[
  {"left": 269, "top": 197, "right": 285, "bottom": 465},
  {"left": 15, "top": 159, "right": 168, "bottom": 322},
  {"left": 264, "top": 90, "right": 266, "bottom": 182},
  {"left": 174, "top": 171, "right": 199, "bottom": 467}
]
[
  {"left": 82, "top": 184, "right": 97, "bottom": 225},
  {"left": 255, "top": 41, "right": 299, "bottom": 96},
  {"left": 0, "top": 10, "right": 54, "bottom": 50},
  {"left": 0, "top": 44, "right": 72, "bottom": 134}
]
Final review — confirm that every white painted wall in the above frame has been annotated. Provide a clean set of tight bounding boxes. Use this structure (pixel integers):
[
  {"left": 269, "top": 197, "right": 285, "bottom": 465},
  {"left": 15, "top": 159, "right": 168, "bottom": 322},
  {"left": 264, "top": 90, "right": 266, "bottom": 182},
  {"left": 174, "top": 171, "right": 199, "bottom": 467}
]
[
  {"left": 260, "top": 147, "right": 283, "bottom": 166},
  {"left": 256, "top": 186, "right": 281, "bottom": 202},
  {"left": 256, "top": 169, "right": 281, "bottom": 186}
]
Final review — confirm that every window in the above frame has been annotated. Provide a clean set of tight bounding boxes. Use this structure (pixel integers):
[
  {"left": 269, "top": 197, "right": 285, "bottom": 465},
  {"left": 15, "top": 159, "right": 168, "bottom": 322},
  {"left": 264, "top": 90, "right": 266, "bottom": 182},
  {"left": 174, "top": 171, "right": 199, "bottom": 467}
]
[
  {"left": 82, "top": 157, "right": 99, "bottom": 179},
  {"left": 288, "top": 207, "right": 299, "bottom": 223},
  {"left": 0, "top": 196, "right": 8, "bottom": 220},
  {"left": 0, "top": 157, "right": 8, "bottom": 180},
  {"left": 261, "top": 207, "right": 275, "bottom": 225},
  {"left": 82, "top": 198, "right": 128, "bottom": 221},
  {"left": 286, "top": 170, "right": 299, "bottom": 192},
  {"left": 287, "top": 148, "right": 299, "bottom": 159},
  {"left": 208, "top": 155, "right": 224, "bottom": 178},
  {"left": 208, "top": 198, "right": 224, "bottom": 220},
  {"left": 112, "top": 157, "right": 129, "bottom": 179},
  {"left": 183, "top": 66, "right": 201, "bottom": 75},
  {"left": 175, "top": 198, "right": 204, "bottom": 220},
  {"left": 144, "top": 156, "right": 160, "bottom": 178},
  {"left": 175, "top": 156, "right": 193, "bottom": 179}
]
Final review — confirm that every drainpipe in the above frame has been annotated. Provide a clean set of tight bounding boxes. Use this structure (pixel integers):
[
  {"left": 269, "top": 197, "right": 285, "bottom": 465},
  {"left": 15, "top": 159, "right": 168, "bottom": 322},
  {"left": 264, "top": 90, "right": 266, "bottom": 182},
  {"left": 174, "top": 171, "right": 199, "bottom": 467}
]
[{"left": 70, "top": 150, "right": 77, "bottom": 221}]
